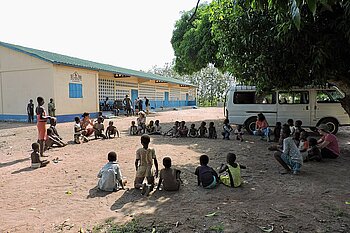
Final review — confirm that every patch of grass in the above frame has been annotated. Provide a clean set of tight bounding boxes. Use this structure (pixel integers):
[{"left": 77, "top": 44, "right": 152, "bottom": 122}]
[
  {"left": 91, "top": 218, "right": 170, "bottom": 233},
  {"left": 208, "top": 223, "right": 224, "bottom": 232}
]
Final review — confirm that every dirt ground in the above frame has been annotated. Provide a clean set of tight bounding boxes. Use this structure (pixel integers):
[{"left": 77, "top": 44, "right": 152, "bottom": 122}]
[{"left": 0, "top": 107, "right": 349, "bottom": 233}]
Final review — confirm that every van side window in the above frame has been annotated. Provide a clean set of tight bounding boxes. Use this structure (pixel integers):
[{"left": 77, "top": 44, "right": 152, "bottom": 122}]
[
  {"left": 278, "top": 91, "right": 309, "bottom": 104},
  {"left": 317, "top": 90, "right": 341, "bottom": 103},
  {"left": 234, "top": 92, "right": 255, "bottom": 104},
  {"left": 256, "top": 92, "right": 276, "bottom": 104}
]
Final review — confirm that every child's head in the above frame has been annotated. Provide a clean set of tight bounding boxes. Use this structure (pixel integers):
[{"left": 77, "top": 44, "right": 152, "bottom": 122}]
[
  {"left": 82, "top": 112, "right": 90, "bottom": 119},
  {"left": 209, "top": 122, "right": 214, "bottom": 127},
  {"left": 163, "top": 157, "right": 172, "bottom": 168},
  {"left": 29, "top": 99, "right": 33, "bottom": 103},
  {"left": 281, "top": 124, "right": 291, "bottom": 138},
  {"left": 141, "top": 134, "right": 151, "bottom": 147},
  {"left": 98, "top": 111, "right": 103, "bottom": 116},
  {"left": 131, "top": 120, "right": 135, "bottom": 126},
  {"left": 175, "top": 121, "right": 179, "bottom": 126},
  {"left": 276, "top": 122, "right": 282, "bottom": 127},
  {"left": 201, "top": 121, "right": 206, "bottom": 127},
  {"left": 226, "top": 153, "right": 237, "bottom": 166},
  {"left": 108, "top": 151, "right": 117, "bottom": 162},
  {"left": 300, "top": 131, "right": 308, "bottom": 140},
  {"left": 149, "top": 120, "right": 154, "bottom": 126},
  {"left": 180, "top": 121, "right": 185, "bottom": 126},
  {"left": 293, "top": 131, "right": 301, "bottom": 141},
  {"left": 47, "top": 128, "right": 53, "bottom": 135},
  {"left": 74, "top": 116, "right": 80, "bottom": 123},
  {"left": 287, "top": 119, "right": 294, "bottom": 126},
  {"left": 50, "top": 117, "right": 57, "bottom": 126},
  {"left": 155, "top": 120, "right": 159, "bottom": 125},
  {"left": 191, "top": 123, "right": 195, "bottom": 129},
  {"left": 224, "top": 118, "right": 229, "bottom": 124},
  {"left": 199, "top": 154, "right": 209, "bottom": 166},
  {"left": 97, "top": 116, "right": 103, "bottom": 123},
  {"left": 295, "top": 120, "right": 302, "bottom": 127},
  {"left": 37, "top": 96, "right": 44, "bottom": 105},
  {"left": 109, "top": 121, "right": 114, "bottom": 126},
  {"left": 237, "top": 125, "right": 242, "bottom": 130},
  {"left": 50, "top": 98, "right": 54, "bottom": 103},
  {"left": 32, "top": 142, "right": 40, "bottom": 152},
  {"left": 308, "top": 138, "right": 318, "bottom": 147}
]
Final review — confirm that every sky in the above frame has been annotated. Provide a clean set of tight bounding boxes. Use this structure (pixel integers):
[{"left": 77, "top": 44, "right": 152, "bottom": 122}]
[{"left": 0, "top": 0, "right": 204, "bottom": 71}]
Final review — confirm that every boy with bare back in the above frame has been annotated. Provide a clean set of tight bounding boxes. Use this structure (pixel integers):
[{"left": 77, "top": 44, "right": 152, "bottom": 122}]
[
  {"left": 134, "top": 134, "right": 159, "bottom": 196},
  {"left": 31, "top": 143, "right": 49, "bottom": 168},
  {"left": 106, "top": 121, "right": 120, "bottom": 138}
]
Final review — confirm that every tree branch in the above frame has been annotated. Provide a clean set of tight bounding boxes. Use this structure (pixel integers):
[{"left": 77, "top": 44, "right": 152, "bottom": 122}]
[{"left": 188, "top": 0, "right": 201, "bottom": 22}]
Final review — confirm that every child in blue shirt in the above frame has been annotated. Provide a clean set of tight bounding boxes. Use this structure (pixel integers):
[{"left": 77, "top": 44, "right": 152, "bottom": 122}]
[{"left": 195, "top": 155, "right": 218, "bottom": 189}]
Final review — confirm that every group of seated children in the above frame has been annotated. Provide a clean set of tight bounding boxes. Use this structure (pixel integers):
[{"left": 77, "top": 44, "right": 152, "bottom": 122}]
[
  {"left": 74, "top": 114, "right": 120, "bottom": 144},
  {"left": 222, "top": 118, "right": 244, "bottom": 141},
  {"left": 129, "top": 112, "right": 162, "bottom": 136},
  {"left": 163, "top": 121, "right": 219, "bottom": 139},
  {"left": 195, "top": 153, "right": 246, "bottom": 189},
  {"left": 271, "top": 118, "right": 339, "bottom": 175}
]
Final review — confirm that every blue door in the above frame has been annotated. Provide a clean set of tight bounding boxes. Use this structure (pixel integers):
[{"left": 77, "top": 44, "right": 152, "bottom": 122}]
[
  {"left": 164, "top": 92, "right": 169, "bottom": 107},
  {"left": 186, "top": 93, "right": 189, "bottom": 106},
  {"left": 131, "top": 89, "right": 138, "bottom": 108}
]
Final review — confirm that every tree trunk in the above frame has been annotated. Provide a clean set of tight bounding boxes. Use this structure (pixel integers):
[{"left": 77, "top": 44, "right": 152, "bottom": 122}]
[{"left": 330, "top": 80, "right": 350, "bottom": 118}]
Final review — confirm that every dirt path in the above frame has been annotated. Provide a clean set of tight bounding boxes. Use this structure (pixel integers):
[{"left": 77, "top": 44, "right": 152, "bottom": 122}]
[{"left": 0, "top": 107, "right": 349, "bottom": 232}]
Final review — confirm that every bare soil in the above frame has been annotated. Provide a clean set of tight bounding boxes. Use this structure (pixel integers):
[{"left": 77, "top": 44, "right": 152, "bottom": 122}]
[{"left": 0, "top": 107, "right": 349, "bottom": 233}]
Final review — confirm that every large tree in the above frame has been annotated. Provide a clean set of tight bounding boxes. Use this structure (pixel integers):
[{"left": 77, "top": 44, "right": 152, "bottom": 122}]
[{"left": 171, "top": 0, "right": 350, "bottom": 115}]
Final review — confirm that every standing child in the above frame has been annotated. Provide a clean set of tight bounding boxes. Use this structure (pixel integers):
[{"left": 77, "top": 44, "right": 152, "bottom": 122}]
[
  {"left": 218, "top": 153, "right": 246, "bottom": 187},
  {"left": 27, "top": 99, "right": 34, "bottom": 123},
  {"left": 97, "top": 151, "right": 125, "bottom": 192},
  {"left": 273, "top": 122, "right": 282, "bottom": 142},
  {"left": 36, "top": 96, "right": 51, "bottom": 157},
  {"left": 31, "top": 142, "right": 49, "bottom": 168},
  {"left": 198, "top": 121, "right": 208, "bottom": 138},
  {"left": 157, "top": 157, "right": 181, "bottom": 191},
  {"left": 222, "top": 119, "right": 233, "bottom": 140},
  {"left": 93, "top": 117, "right": 107, "bottom": 139},
  {"left": 234, "top": 125, "right": 244, "bottom": 142},
  {"left": 129, "top": 121, "right": 138, "bottom": 136},
  {"left": 188, "top": 123, "right": 198, "bottom": 138},
  {"left": 208, "top": 122, "right": 217, "bottom": 139},
  {"left": 195, "top": 155, "right": 219, "bottom": 189},
  {"left": 106, "top": 121, "right": 120, "bottom": 138},
  {"left": 134, "top": 135, "right": 159, "bottom": 196}
]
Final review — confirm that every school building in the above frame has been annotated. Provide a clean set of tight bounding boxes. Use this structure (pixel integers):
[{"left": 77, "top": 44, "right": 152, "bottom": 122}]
[{"left": 0, "top": 41, "right": 197, "bottom": 122}]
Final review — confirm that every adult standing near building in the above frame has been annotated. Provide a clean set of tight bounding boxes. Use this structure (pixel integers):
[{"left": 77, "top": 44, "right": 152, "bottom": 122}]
[
  {"left": 138, "top": 97, "right": 143, "bottom": 112},
  {"left": 27, "top": 99, "right": 34, "bottom": 123},
  {"left": 144, "top": 96, "right": 150, "bottom": 114},
  {"left": 48, "top": 98, "right": 56, "bottom": 117},
  {"left": 123, "top": 95, "right": 132, "bottom": 116},
  {"left": 317, "top": 124, "right": 340, "bottom": 158},
  {"left": 36, "top": 97, "right": 51, "bottom": 157}
]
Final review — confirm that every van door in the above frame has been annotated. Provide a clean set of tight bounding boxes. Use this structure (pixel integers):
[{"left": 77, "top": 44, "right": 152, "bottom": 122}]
[
  {"left": 277, "top": 91, "right": 311, "bottom": 126},
  {"left": 313, "top": 89, "right": 346, "bottom": 122}
]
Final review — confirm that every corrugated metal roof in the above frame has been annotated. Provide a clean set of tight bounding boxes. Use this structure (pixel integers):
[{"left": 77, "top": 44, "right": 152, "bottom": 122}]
[{"left": 0, "top": 41, "right": 195, "bottom": 87}]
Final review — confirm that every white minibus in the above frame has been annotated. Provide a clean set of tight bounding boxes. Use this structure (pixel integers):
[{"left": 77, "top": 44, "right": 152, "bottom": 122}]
[{"left": 224, "top": 85, "right": 350, "bottom": 134}]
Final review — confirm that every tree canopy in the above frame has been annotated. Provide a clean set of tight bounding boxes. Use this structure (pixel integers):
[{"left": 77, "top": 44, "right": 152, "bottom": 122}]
[{"left": 171, "top": 0, "right": 350, "bottom": 113}]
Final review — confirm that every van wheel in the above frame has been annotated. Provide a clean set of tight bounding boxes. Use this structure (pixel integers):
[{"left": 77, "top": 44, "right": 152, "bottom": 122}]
[
  {"left": 245, "top": 117, "right": 257, "bottom": 135},
  {"left": 318, "top": 118, "right": 339, "bottom": 134}
]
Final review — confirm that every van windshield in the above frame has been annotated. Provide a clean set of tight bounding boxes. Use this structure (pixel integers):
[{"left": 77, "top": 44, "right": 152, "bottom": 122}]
[{"left": 317, "top": 90, "right": 343, "bottom": 103}]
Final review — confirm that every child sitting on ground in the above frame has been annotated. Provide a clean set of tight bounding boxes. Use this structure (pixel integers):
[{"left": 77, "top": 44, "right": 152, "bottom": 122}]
[
  {"left": 195, "top": 154, "right": 219, "bottom": 189},
  {"left": 93, "top": 117, "right": 107, "bottom": 139},
  {"left": 234, "top": 125, "right": 244, "bottom": 142},
  {"left": 146, "top": 120, "right": 156, "bottom": 134},
  {"left": 218, "top": 153, "right": 246, "bottom": 187},
  {"left": 198, "top": 121, "right": 208, "bottom": 138},
  {"left": 134, "top": 134, "right": 159, "bottom": 196},
  {"left": 273, "top": 122, "right": 282, "bottom": 142},
  {"left": 157, "top": 157, "right": 181, "bottom": 191},
  {"left": 106, "top": 121, "right": 120, "bottom": 138},
  {"left": 137, "top": 111, "right": 146, "bottom": 135},
  {"left": 97, "top": 151, "right": 125, "bottom": 192},
  {"left": 151, "top": 120, "right": 162, "bottom": 135},
  {"left": 74, "top": 116, "right": 88, "bottom": 144},
  {"left": 49, "top": 117, "right": 62, "bottom": 140},
  {"left": 299, "top": 131, "right": 309, "bottom": 161},
  {"left": 293, "top": 131, "right": 301, "bottom": 147},
  {"left": 164, "top": 121, "right": 179, "bottom": 137},
  {"left": 295, "top": 120, "right": 304, "bottom": 134},
  {"left": 177, "top": 121, "right": 189, "bottom": 137},
  {"left": 222, "top": 118, "right": 233, "bottom": 140},
  {"left": 188, "top": 123, "right": 198, "bottom": 138},
  {"left": 45, "top": 128, "right": 66, "bottom": 149},
  {"left": 307, "top": 138, "right": 322, "bottom": 162},
  {"left": 208, "top": 122, "right": 217, "bottom": 139},
  {"left": 31, "top": 142, "right": 49, "bottom": 168},
  {"left": 129, "top": 121, "right": 138, "bottom": 136}
]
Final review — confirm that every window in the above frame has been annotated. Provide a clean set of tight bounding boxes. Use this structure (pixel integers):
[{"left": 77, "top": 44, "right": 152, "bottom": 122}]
[
  {"left": 317, "top": 90, "right": 342, "bottom": 103},
  {"left": 69, "top": 83, "right": 83, "bottom": 98},
  {"left": 233, "top": 92, "right": 276, "bottom": 104},
  {"left": 278, "top": 91, "right": 309, "bottom": 104}
]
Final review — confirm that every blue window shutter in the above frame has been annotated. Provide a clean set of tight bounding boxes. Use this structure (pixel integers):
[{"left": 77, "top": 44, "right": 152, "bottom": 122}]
[{"left": 69, "top": 83, "right": 83, "bottom": 98}]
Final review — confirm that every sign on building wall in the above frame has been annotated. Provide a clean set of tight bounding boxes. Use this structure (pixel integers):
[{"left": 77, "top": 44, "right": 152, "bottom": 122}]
[{"left": 70, "top": 72, "right": 82, "bottom": 83}]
